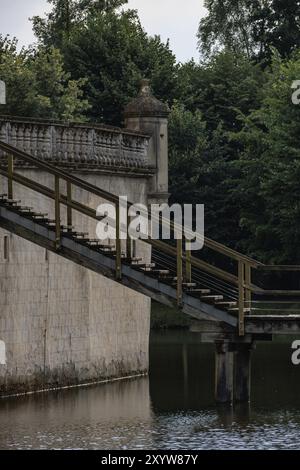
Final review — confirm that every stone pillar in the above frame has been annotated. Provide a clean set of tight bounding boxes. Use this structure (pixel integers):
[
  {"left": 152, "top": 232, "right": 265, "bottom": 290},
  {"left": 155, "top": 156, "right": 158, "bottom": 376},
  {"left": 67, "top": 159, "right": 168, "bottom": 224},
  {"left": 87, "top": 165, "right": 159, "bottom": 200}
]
[
  {"left": 215, "top": 340, "right": 234, "bottom": 404},
  {"left": 124, "top": 79, "right": 170, "bottom": 205},
  {"left": 234, "top": 343, "right": 252, "bottom": 403}
]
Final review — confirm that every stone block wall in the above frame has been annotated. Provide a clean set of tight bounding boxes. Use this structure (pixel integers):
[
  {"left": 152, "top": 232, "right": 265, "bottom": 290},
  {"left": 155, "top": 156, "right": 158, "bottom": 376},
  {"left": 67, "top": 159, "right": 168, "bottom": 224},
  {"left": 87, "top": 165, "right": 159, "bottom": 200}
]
[{"left": 0, "top": 170, "right": 151, "bottom": 395}]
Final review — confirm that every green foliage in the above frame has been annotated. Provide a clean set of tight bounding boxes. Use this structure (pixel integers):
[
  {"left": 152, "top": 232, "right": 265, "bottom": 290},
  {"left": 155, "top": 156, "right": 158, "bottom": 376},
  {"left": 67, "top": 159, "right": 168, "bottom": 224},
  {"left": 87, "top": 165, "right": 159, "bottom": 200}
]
[
  {"left": 232, "top": 51, "right": 300, "bottom": 262},
  {"left": 169, "top": 103, "right": 206, "bottom": 204},
  {"left": 1, "top": 1, "right": 300, "bottom": 265},
  {"left": 177, "top": 52, "right": 264, "bottom": 133},
  {"left": 32, "top": 3, "right": 177, "bottom": 125},
  {"left": 32, "top": 0, "right": 129, "bottom": 49},
  {"left": 151, "top": 301, "right": 191, "bottom": 330},
  {"left": 170, "top": 52, "right": 264, "bottom": 247},
  {"left": 0, "top": 36, "right": 89, "bottom": 120},
  {"left": 198, "top": 0, "right": 300, "bottom": 63}
]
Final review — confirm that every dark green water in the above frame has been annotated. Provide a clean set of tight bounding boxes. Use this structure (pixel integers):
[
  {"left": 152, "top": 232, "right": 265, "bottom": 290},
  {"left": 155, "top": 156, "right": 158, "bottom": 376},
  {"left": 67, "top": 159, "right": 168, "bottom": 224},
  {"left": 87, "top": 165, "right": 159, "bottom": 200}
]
[{"left": 0, "top": 331, "right": 300, "bottom": 450}]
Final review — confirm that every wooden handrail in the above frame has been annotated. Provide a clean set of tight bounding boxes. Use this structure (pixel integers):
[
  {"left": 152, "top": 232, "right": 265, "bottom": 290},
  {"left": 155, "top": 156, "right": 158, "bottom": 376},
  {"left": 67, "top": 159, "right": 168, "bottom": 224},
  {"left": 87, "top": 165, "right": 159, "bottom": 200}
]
[
  {"left": 0, "top": 140, "right": 263, "bottom": 268},
  {"left": 1, "top": 140, "right": 299, "bottom": 337}
]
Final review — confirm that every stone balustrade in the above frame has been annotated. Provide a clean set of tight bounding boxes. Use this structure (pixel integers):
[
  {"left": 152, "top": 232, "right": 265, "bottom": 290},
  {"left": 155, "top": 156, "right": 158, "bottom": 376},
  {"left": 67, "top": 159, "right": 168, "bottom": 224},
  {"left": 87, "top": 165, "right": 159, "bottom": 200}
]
[{"left": 0, "top": 117, "right": 150, "bottom": 169}]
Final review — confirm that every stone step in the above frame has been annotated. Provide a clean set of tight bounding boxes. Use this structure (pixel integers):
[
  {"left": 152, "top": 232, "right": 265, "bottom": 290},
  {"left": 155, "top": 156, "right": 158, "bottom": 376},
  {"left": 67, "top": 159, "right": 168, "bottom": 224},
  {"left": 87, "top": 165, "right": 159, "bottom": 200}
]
[
  {"left": 100, "top": 247, "right": 117, "bottom": 252},
  {"left": 228, "top": 308, "right": 251, "bottom": 313},
  {"left": 171, "top": 281, "right": 197, "bottom": 288},
  {"left": 201, "top": 295, "right": 224, "bottom": 302},
  {"left": 182, "top": 282, "right": 197, "bottom": 288},
  {"left": 87, "top": 240, "right": 112, "bottom": 246},
  {"left": 155, "top": 269, "right": 170, "bottom": 275},
  {"left": 31, "top": 213, "right": 49, "bottom": 218},
  {"left": 158, "top": 270, "right": 171, "bottom": 276},
  {"left": 19, "top": 207, "right": 35, "bottom": 213},
  {"left": 6, "top": 199, "right": 21, "bottom": 205},
  {"left": 68, "top": 232, "right": 90, "bottom": 239},
  {"left": 135, "top": 263, "right": 156, "bottom": 269},
  {"left": 216, "top": 301, "right": 237, "bottom": 308},
  {"left": 186, "top": 288, "right": 211, "bottom": 295},
  {"left": 131, "top": 260, "right": 155, "bottom": 266}
]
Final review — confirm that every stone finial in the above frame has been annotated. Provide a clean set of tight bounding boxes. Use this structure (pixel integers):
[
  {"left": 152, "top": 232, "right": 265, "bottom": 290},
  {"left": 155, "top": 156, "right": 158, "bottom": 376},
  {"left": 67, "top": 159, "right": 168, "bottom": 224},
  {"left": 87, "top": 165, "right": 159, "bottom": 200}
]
[{"left": 124, "top": 79, "right": 170, "bottom": 119}]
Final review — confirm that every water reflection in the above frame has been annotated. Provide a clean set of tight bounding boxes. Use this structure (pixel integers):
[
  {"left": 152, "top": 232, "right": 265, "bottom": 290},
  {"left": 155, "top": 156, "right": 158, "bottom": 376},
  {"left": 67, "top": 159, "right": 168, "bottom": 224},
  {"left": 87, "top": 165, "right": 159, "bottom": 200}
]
[
  {"left": 0, "top": 330, "right": 300, "bottom": 449},
  {"left": 0, "top": 378, "right": 153, "bottom": 450}
]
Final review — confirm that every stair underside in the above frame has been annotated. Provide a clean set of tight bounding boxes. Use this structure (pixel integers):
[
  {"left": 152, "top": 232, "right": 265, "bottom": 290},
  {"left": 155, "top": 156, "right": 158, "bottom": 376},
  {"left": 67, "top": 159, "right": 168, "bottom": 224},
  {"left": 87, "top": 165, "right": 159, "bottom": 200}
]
[{"left": 1, "top": 201, "right": 300, "bottom": 335}]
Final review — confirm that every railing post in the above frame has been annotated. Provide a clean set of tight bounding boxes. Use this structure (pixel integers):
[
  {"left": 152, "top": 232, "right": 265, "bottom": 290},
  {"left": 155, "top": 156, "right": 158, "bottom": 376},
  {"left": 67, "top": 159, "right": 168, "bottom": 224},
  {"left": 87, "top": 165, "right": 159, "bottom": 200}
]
[
  {"left": 7, "top": 154, "right": 14, "bottom": 200},
  {"left": 177, "top": 237, "right": 183, "bottom": 307},
  {"left": 185, "top": 239, "right": 192, "bottom": 283},
  {"left": 55, "top": 176, "right": 61, "bottom": 250},
  {"left": 67, "top": 181, "right": 72, "bottom": 231},
  {"left": 115, "top": 202, "right": 122, "bottom": 280},
  {"left": 238, "top": 260, "right": 245, "bottom": 336},
  {"left": 245, "top": 263, "right": 252, "bottom": 312}
]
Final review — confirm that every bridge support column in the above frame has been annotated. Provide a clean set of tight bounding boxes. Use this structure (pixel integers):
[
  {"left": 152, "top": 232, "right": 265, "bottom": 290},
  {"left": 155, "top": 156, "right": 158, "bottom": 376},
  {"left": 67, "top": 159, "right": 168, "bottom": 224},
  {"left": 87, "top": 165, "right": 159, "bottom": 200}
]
[
  {"left": 234, "top": 343, "right": 252, "bottom": 403},
  {"left": 215, "top": 340, "right": 234, "bottom": 404}
]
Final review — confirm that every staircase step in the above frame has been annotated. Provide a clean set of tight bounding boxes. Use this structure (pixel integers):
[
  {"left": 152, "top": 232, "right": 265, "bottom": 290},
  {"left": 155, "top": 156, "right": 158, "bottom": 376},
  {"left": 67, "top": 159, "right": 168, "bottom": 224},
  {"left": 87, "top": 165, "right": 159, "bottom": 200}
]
[
  {"left": 201, "top": 295, "right": 224, "bottom": 302},
  {"left": 19, "top": 207, "right": 35, "bottom": 214},
  {"left": 157, "top": 275, "right": 175, "bottom": 281},
  {"left": 158, "top": 270, "right": 171, "bottom": 276},
  {"left": 135, "top": 263, "right": 156, "bottom": 269},
  {"left": 154, "top": 270, "right": 170, "bottom": 276},
  {"left": 182, "top": 282, "right": 197, "bottom": 288},
  {"left": 31, "top": 213, "right": 49, "bottom": 218},
  {"left": 171, "top": 281, "right": 197, "bottom": 288},
  {"left": 216, "top": 301, "right": 237, "bottom": 307},
  {"left": 131, "top": 261, "right": 155, "bottom": 266},
  {"left": 187, "top": 288, "right": 211, "bottom": 295},
  {"left": 71, "top": 232, "right": 90, "bottom": 239},
  {"left": 228, "top": 308, "right": 251, "bottom": 313},
  {"left": 87, "top": 241, "right": 114, "bottom": 248},
  {"left": 6, "top": 199, "right": 21, "bottom": 205}
]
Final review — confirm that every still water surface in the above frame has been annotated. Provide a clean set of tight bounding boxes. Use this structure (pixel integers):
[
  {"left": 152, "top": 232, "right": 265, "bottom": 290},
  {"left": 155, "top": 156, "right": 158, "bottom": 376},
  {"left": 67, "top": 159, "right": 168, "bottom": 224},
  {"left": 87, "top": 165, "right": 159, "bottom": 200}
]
[{"left": 1, "top": 331, "right": 300, "bottom": 450}]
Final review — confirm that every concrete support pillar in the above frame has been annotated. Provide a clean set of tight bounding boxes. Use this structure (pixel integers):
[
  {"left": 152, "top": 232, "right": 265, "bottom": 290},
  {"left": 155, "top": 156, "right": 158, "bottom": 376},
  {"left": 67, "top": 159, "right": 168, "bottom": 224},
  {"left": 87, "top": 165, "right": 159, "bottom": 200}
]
[
  {"left": 234, "top": 343, "right": 252, "bottom": 403},
  {"left": 215, "top": 340, "right": 234, "bottom": 404}
]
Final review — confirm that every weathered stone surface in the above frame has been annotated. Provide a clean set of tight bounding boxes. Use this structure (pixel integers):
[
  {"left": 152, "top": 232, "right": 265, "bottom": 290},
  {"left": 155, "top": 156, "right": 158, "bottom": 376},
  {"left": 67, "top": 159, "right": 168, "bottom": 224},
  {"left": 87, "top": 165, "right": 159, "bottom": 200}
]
[
  {"left": 0, "top": 117, "right": 150, "bottom": 169},
  {"left": 124, "top": 80, "right": 170, "bottom": 119},
  {"left": 0, "top": 170, "right": 151, "bottom": 395},
  {"left": 0, "top": 83, "right": 169, "bottom": 395}
]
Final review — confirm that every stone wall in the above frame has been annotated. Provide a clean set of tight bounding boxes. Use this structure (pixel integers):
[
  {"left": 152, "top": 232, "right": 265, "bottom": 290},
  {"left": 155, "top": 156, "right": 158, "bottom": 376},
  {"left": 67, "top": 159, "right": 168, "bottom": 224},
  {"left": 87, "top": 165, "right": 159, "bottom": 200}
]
[{"left": 0, "top": 169, "right": 151, "bottom": 395}]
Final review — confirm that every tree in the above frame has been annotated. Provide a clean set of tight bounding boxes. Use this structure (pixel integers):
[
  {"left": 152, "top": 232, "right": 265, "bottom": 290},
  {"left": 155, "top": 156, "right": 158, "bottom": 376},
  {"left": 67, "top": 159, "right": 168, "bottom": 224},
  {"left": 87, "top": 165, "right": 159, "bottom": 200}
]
[
  {"left": 32, "top": 0, "right": 129, "bottom": 49},
  {"left": 169, "top": 51, "right": 265, "bottom": 248},
  {"left": 169, "top": 103, "right": 207, "bottom": 205},
  {"left": 232, "top": 51, "right": 300, "bottom": 262},
  {"left": 198, "top": 0, "right": 300, "bottom": 63},
  {"left": 177, "top": 52, "right": 264, "bottom": 134},
  {"left": 32, "top": 2, "right": 177, "bottom": 125},
  {"left": 0, "top": 36, "right": 89, "bottom": 120},
  {"left": 32, "top": 0, "right": 75, "bottom": 49}
]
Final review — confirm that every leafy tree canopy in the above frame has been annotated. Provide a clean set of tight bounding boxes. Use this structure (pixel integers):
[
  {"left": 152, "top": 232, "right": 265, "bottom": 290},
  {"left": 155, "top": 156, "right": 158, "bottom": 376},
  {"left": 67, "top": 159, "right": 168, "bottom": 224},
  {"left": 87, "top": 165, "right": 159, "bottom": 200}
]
[
  {"left": 231, "top": 51, "right": 300, "bottom": 262},
  {"left": 0, "top": 35, "right": 89, "bottom": 120},
  {"left": 198, "top": 0, "right": 300, "bottom": 63},
  {"left": 32, "top": 1, "right": 177, "bottom": 125}
]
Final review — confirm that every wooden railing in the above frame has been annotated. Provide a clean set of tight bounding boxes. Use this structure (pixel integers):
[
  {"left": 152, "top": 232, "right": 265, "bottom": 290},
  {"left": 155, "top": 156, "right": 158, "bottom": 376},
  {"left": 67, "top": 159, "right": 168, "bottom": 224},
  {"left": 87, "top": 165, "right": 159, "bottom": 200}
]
[{"left": 1, "top": 140, "right": 300, "bottom": 336}]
